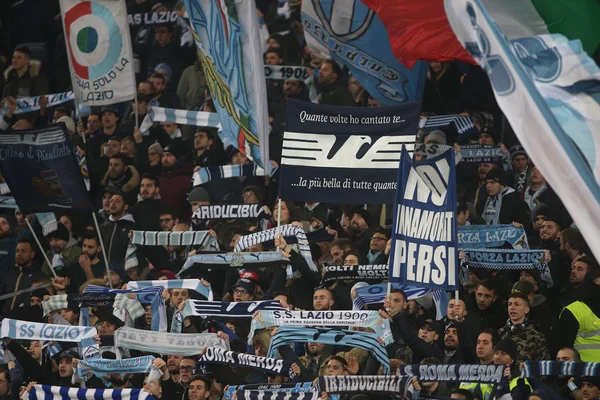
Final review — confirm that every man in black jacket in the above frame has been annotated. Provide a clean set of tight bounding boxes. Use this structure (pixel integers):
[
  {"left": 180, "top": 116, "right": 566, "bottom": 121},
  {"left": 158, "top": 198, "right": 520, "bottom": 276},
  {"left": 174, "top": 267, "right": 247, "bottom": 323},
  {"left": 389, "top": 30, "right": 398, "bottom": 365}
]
[
  {"left": 100, "top": 190, "right": 136, "bottom": 264},
  {"left": 476, "top": 168, "right": 530, "bottom": 228}
]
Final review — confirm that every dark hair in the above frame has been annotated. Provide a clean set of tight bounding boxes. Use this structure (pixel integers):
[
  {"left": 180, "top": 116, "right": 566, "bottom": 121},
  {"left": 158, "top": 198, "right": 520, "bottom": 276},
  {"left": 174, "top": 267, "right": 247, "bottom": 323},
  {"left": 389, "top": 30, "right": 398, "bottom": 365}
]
[
  {"left": 390, "top": 288, "right": 407, "bottom": 302},
  {"left": 81, "top": 231, "right": 101, "bottom": 247},
  {"left": 141, "top": 173, "right": 160, "bottom": 187},
  {"left": 109, "top": 153, "right": 129, "bottom": 165},
  {"left": 188, "top": 375, "right": 211, "bottom": 389},
  {"left": 243, "top": 185, "right": 263, "bottom": 203},
  {"left": 451, "top": 388, "right": 474, "bottom": 400},
  {"left": 322, "top": 59, "right": 342, "bottom": 78},
  {"left": 182, "top": 355, "right": 199, "bottom": 362},
  {"left": 457, "top": 202, "right": 469, "bottom": 214},
  {"left": 155, "top": 23, "right": 174, "bottom": 33},
  {"left": 14, "top": 45, "right": 31, "bottom": 57},
  {"left": 479, "top": 328, "right": 500, "bottom": 346},
  {"left": 561, "top": 228, "right": 586, "bottom": 251},
  {"left": 577, "top": 255, "right": 600, "bottom": 272},
  {"left": 477, "top": 278, "right": 497, "bottom": 293},
  {"left": 421, "top": 357, "right": 441, "bottom": 364},
  {"left": 160, "top": 207, "right": 179, "bottom": 219},
  {"left": 55, "top": 106, "right": 72, "bottom": 116},
  {"left": 276, "top": 199, "right": 302, "bottom": 225},
  {"left": 327, "top": 355, "right": 348, "bottom": 369},
  {"left": 373, "top": 227, "right": 391, "bottom": 240},
  {"left": 17, "top": 239, "right": 34, "bottom": 250},
  {"left": 150, "top": 72, "right": 166, "bottom": 84},
  {"left": 330, "top": 238, "right": 353, "bottom": 252},
  {"left": 0, "top": 364, "right": 10, "bottom": 385},
  {"left": 265, "top": 48, "right": 284, "bottom": 61},
  {"left": 558, "top": 347, "right": 581, "bottom": 362},
  {"left": 344, "top": 250, "right": 362, "bottom": 264},
  {"left": 508, "top": 292, "right": 530, "bottom": 307},
  {"left": 272, "top": 291, "right": 293, "bottom": 306}
]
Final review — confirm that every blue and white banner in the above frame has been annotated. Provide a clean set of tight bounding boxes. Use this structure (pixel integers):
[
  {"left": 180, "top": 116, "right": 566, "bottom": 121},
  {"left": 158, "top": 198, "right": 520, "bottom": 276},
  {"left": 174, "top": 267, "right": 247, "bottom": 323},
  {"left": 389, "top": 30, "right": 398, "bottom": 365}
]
[
  {"left": 462, "top": 248, "right": 545, "bottom": 269},
  {"left": 148, "top": 106, "right": 221, "bottom": 128},
  {"left": 0, "top": 125, "right": 90, "bottom": 214},
  {"left": 10, "top": 91, "right": 75, "bottom": 115},
  {"left": 351, "top": 282, "right": 431, "bottom": 310},
  {"left": 419, "top": 114, "right": 478, "bottom": 141},
  {"left": 389, "top": 147, "right": 458, "bottom": 290},
  {"left": 458, "top": 224, "right": 529, "bottom": 249},
  {"left": 445, "top": 0, "right": 600, "bottom": 264},
  {"left": 182, "top": 0, "right": 269, "bottom": 167},
  {"left": 264, "top": 65, "right": 309, "bottom": 81},
  {"left": 280, "top": 100, "right": 420, "bottom": 204},
  {"left": 76, "top": 355, "right": 156, "bottom": 385},
  {"left": 59, "top": 0, "right": 136, "bottom": 105},
  {"left": 25, "top": 384, "right": 155, "bottom": 399},
  {"left": 301, "top": 0, "right": 427, "bottom": 104},
  {"left": 521, "top": 361, "right": 600, "bottom": 378},
  {"left": 224, "top": 384, "right": 314, "bottom": 400},
  {"left": 126, "top": 279, "right": 213, "bottom": 301}
]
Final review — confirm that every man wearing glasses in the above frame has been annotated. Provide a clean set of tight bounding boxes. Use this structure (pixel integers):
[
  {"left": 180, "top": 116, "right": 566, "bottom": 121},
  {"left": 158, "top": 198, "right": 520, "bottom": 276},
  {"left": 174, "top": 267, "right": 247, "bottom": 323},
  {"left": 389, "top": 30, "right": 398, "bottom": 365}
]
[{"left": 367, "top": 228, "right": 390, "bottom": 265}]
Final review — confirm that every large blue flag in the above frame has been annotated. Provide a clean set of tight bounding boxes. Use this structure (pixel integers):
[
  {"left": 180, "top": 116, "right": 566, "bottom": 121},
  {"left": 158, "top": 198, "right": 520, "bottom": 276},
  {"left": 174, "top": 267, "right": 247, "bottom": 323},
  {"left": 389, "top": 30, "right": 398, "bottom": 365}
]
[
  {"left": 388, "top": 147, "right": 458, "bottom": 290},
  {"left": 445, "top": 0, "right": 600, "bottom": 263},
  {"left": 0, "top": 125, "right": 90, "bottom": 214},
  {"left": 182, "top": 0, "right": 269, "bottom": 168},
  {"left": 301, "top": 0, "right": 427, "bottom": 104}
]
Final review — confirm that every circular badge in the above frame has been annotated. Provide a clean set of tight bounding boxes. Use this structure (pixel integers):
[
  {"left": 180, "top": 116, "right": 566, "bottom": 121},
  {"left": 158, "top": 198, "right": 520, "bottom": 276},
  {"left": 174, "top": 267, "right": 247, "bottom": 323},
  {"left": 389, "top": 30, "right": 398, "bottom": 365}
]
[{"left": 64, "top": 1, "right": 123, "bottom": 80}]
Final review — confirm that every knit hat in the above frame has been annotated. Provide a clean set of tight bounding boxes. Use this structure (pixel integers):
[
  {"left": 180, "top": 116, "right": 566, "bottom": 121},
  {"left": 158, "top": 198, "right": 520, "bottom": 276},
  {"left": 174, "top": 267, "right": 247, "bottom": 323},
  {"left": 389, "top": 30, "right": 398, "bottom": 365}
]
[
  {"left": 136, "top": 92, "right": 152, "bottom": 104},
  {"left": 163, "top": 143, "right": 183, "bottom": 159},
  {"left": 530, "top": 203, "right": 552, "bottom": 222},
  {"left": 30, "top": 287, "right": 50, "bottom": 300},
  {"left": 0, "top": 214, "right": 17, "bottom": 231},
  {"left": 414, "top": 292, "right": 434, "bottom": 310},
  {"left": 494, "top": 338, "right": 518, "bottom": 362},
  {"left": 484, "top": 168, "right": 506, "bottom": 186},
  {"left": 582, "top": 376, "right": 600, "bottom": 388},
  {"left": 512, "top": 279, "right": 535, "bottom": 296},
  {"left": 424, "top": 130, "right": 447, "bottom": 145},
  {"left": 56, "top": 349, "right": 79, "bottom": 360},
  {"left": 108, "top": 264, "right": 126, "bottom": 282},
  {"left": 158, "top": 270, "right": 177, "bottom": 280},
  {"left": 56, "top": 116, "right": 76, "bottom": 133},
  {"left": 352, "top": 208, "right": 372, "bottom": 227},
  {"left": 518, "top": 268, "right": 541, "bottom": 285},
  {"left": 154, "top": 63, "right": 173, "bottom": 83},
  {"left": 479, "top": 126, "right": 500, "bottom": 144},
  {"left": 509, "top": 145, "right": 528, "bottom": 161},
  {"left": 148, "top": 142, "right": 163, "bottom": 155},
  {"left": 46, "top": 223, "right": 70, "bottom": 242},
  {"left": 188, "top": 187, "right": 211, "bottom": 203}
]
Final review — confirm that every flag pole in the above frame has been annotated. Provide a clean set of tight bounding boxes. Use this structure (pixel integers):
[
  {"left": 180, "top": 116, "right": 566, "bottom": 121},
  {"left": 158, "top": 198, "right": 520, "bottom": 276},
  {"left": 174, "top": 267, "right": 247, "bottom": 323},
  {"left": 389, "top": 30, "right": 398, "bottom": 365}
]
[
  {"left": 25, "top": 218, "right": 57, "bottom": 278},
  {"left": 276, "top": 198, "right": 282, "bottom": 251},
  {"left": 91, "top": 212, "right": 113, "bottom": 288}
]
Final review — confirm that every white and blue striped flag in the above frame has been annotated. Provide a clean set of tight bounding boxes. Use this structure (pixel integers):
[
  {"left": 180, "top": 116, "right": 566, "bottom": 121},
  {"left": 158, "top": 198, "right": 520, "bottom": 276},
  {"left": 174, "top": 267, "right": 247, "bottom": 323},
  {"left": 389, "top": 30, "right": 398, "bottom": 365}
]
[
  {"left": 445, "top": 0, "right": 600, "bottom": 262},
  {"left": 24, "top": 384, "right": 155, "bottom": 399}
]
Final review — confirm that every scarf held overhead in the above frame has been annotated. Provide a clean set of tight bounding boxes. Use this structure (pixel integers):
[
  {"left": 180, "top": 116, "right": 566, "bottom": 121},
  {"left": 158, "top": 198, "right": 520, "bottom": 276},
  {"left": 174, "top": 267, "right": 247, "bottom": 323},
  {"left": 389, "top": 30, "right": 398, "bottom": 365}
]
[
  {"left": 42, "top": 293, "right": 144, "bottom": 320},
  {"left": 199, "top": 347, "right": 297, "bottom": 379},
  {"left": 126, "top": 279, "right": 213, "bottom": 301},
  {"left": 521, "top": 361, "right": 600, "bottom": 378},
  {"left": 398, "top": 364, "right": 505, "bottom": 383},
  {"left": 177, "top": 252, "right": 289, "bottom": 277},
  {"left": 267, "top": 327, "right": 390, "bottom": 374},
  {"left": 458, "top": 224, "right": 529, "bottom": 249},
  {"left": 114, "top": 327, "right": 229, "bottom": 356},
  {"left": 192, "top": 204, "right": 268, "bottom": 220},
  {"left": 193, "top": 164, "right": 268, "bottom": 186},
  {"left": 321, "top": 264, "right": 388, "bottom": 283},
  {"left": 224, "top": 383, "right": 314, "bottom": 400},
  {"left": 76, "top": 356, "right": 157, "bottom": 386},
  {"left": 250, "top": 310, "right": 393, "bottom": 346},
  {"left": 24, "top": 384, "right": 156, "bottom": 399},
  {"left": 234, "top": 224, "right": 317, "bottom": 272},
  {"left": 317, "top": 375, "right": 414, "bottom": 394}
]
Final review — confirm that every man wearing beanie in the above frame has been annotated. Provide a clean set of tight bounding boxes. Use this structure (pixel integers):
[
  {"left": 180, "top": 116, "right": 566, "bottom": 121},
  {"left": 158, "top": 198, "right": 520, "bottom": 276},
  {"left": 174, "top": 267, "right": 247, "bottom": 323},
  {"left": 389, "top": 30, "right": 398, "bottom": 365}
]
[
  {"left": 349, "top": 208, "right": 373, "bottom": 256},
  {"left": 159, "top": 142, "right": 193, "bottom": 219},
  {"left": 509, "top": 144, "right": 529, "bottom": 198},
  {"left": 491, "top": 338, "right": 534, "bottom": 399},
  {"left": 476, "top": 168, "right": 529, "bottom": 227},
  {"left": 42, "top": 223, "right": 81, "bottom": 277}
]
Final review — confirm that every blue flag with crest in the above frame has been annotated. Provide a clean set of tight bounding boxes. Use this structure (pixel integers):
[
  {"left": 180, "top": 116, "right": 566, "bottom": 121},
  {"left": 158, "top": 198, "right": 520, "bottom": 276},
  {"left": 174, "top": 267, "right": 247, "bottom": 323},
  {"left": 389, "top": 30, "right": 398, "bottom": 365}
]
[
  {"left": 0, "top": 125, "right": 90, "bottom": 214},
  {"left": 301, "top": 0, "right": 427, "bottom": 104},
  {"left": 388, "top": 147, "right": 458, "bottom": 290}
]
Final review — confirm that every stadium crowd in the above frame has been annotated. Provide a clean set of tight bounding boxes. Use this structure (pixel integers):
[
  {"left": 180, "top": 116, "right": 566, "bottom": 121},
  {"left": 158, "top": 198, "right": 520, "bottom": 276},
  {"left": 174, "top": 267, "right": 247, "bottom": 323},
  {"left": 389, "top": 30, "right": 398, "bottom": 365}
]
[{"left": 0, "top": 0, "right": 599, "bottom": 399}]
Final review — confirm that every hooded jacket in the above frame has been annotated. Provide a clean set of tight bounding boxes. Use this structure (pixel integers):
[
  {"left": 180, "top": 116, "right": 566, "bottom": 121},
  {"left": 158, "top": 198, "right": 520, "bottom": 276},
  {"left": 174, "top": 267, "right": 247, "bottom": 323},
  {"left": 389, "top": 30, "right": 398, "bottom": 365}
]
[{"left": 2, "top": 60, "right": 49, "bottom": 98}]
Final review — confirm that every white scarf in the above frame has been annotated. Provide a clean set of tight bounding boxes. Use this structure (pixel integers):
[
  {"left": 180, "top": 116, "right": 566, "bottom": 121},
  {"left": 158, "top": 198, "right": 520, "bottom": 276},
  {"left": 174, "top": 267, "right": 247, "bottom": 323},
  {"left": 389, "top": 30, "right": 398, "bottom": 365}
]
[{"left": 482, "top": 187, "right": 515, "bottom": 225}]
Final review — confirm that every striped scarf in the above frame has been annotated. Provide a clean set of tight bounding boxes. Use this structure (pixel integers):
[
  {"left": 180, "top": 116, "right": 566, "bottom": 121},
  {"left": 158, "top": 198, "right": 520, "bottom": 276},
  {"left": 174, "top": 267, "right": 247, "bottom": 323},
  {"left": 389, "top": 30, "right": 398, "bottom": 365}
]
[
  {"left": 76, "top": 356, "right": 158, "bottom": 386},
  {"left": 224, "top": 383, "right": 315, "bottom": 400},
  {"left": 42, "top": 293, "right": 144, "bottom": 320},
  {"left": 177, "top": 252, "right": 290, "bottom": 277},
  {"left": 234, "top": 224, "right": 317, "bottom": 272},
  {"left": 250, "top": 310, "right": 393, "bottom": 346},
  {"left": 148, "top": 106, "right": 220, "bottom": 128},
  {"left": 193, "top": 164, "right": 267, "bottom": 186},
  {"left": 126, "top": 230, "right": 220, "bottom": 270},
  {"left": 199, "top": 347, "right": 297, "bottom": 379},
  {"left": 114, "top": 327, "right": 229, "bottom": 356},
  {"left": 126, "top": 279, "right": 213, "bottom": 301},
  {"left": 267, "top": 327, "right": 390, "bottom": 374},
  {"left": 24, "top": 384, "right": 155, "bottom": 399},
  {"left": 317, "top": 376, "right": 415, "bottom": 396},
  {"left": 235, "top": 392, "right": 318, "bottom": 400},
  {"left": 521, "top": 360, "right": 600, "bottom": 378},
  {"left": 482, "top": 186, "right": 515, "bottom": 225},
  {"left": 172, "top": 300, "right": 285, "bottom": 332},
  {"left": 419, "top": 114, "right": 477, "bottom": 139},
  {"left": 84, "top": 286, "right": 166, "bottom": 331}
]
